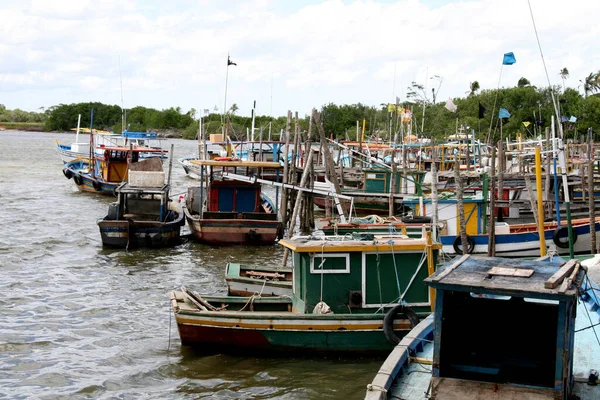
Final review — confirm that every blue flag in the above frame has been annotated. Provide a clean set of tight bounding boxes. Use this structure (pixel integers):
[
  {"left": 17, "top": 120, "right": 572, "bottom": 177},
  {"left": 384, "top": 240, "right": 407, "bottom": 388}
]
[
  {"left": 569, "top": 116, "right": 577, "bottom": 123},
  {"left": 498, "top": 108, "right": 511, "bottom": 119},
  {"left": 502, "top": 52, "right": 516, "bottom": 65}
]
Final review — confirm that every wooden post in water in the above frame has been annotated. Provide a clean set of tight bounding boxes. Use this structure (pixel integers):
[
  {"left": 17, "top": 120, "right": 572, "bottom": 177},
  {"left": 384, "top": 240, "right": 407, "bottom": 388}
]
[
  {"left": 497, "top": 140, "right": 504, "bottom": 221},
  {"left": 282, "top": 151, "right": 314, "bottom": 267},
  {"left": 280, "top": 111, "right": 292, "bottom": 228},
  {"left": 487, "top": 146, "right": 497, "bottom": 256},
  {"left": 431, "top": 147, "right": 439, "bottom": 242},
  {"left": 454, "top": 156, "right": 469, "bottom": 254},
  {"left": 535, "top": 147, "right": 546, "bottom": 257},
  {"left": 314, "top": 109, "right": 342, "bottom": 220},
  {"left": 302, "top": 113, "right": 316, "bottom": 233},
  {"left": 544, "top": 127, "right": 551, "bottom": 221},
  {"left": 589, "top": 134, "right": 597, "bottom": 254},
  {"left": 523, "top": 159, "right": 538, "bottom": 227},
  {"left": 388, "top": 130, "right": 399, "bottom": 217}
]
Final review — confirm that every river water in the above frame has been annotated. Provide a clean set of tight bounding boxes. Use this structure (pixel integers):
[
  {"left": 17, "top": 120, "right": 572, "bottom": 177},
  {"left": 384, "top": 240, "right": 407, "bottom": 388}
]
[{"left": 0, "top": 131, "right": 381, "bottom": 399}]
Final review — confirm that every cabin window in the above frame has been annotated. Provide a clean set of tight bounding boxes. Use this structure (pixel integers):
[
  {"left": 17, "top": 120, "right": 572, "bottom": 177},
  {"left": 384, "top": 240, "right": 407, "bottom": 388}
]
[
  {"left": 310, "top": 253, "right": 350, "bottom": 274},
  {"left": 439, "top": 290, "right": 558, "bottom": 388}
]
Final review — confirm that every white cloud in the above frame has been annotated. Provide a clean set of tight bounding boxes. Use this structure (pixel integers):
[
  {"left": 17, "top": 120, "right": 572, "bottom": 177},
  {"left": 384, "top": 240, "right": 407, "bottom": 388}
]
[{"left": 1, "top": 0, "right": 599, "bottom": 117}]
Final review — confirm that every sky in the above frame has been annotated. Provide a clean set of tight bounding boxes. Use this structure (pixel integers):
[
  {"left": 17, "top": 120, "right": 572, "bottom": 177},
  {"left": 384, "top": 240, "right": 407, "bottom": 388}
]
[{"left": 1, "top": 0, "right": 599, "bottom": 118}]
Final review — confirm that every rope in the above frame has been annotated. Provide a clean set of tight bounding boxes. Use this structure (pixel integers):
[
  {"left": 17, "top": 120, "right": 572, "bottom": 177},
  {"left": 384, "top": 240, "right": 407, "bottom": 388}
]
[
  {"left": 388, "top": 240, "right": 403, "bottom": 303},
  {"left": 579, "top": 273, "right": 600, "bottom": 346},
  {"left": 319, "top": 241, "right": 326, "bottom": 302},
  {"left": 167, "top": 302, "right": 172, "bottom": 353},
  {"left": 375, "top": 242, "right": 384, "bottom": 310}
]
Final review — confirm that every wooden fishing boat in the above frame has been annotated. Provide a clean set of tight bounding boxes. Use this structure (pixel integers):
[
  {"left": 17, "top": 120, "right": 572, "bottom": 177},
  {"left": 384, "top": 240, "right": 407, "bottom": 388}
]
[
  {"left": 97, "top": 163, "right": 184, "bottom": 248},
  {"left": 401, "top": 195, "right": 600, "bottom": 256},
  {"left": 321, "top": 215, "right": 432, "bottom": 238},
  {"left": 225, "top": 263, "right": 292, "bottom": 297},
  {"left": 169, "top": 231, "right": 442, "bottom": 354},
  {"left": 365, "top": 255, "right": 600, "bottom": 399},
  {"left": 55, "top": 129, "right": 167, "bottom": 164},
  {"left": 313, "top": 167, "right": 421, "bottom": 215},
  {"left": 62, "top": 146, "right": 165, "bottom": 195},
  {"left": 183, "top": 159, "right": 282, "bottom": 245}
]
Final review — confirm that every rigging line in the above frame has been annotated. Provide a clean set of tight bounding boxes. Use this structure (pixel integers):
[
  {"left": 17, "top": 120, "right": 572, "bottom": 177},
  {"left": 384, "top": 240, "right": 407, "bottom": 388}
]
[
  {"left": 375, "top": 242, "right": 384, "bottom": 310},
  {"left": 580, "top": 274, "right": 600, "bottom": 346},
  {"left": 167, "top": 302, "right": 172, "bottom": 353},
  {"left": 388, "top": 240, "right": 403, "bottom": 302},
  {"left": 527, "top": 0, "right": 563, "bottom": 138}
]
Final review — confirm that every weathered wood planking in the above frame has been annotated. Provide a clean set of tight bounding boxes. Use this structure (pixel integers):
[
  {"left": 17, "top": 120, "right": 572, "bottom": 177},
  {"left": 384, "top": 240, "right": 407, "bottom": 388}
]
[
  {"left": 559, "top": 262, "right": 581, "bottom": 294},
  {"left": 544, "top": 259, "right": 577, "bottom": 289},
  {"left": 431, "top": 254, "right": 470, "bottom": 282},
  {"left": 488, "top": 266, "right": 534, "bottom": 278}
]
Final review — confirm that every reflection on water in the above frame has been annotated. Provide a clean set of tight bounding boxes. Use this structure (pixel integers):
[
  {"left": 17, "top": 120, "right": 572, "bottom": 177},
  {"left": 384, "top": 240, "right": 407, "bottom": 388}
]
[{"left": 0, "top": 131, "right": 382, "bottom": 399}]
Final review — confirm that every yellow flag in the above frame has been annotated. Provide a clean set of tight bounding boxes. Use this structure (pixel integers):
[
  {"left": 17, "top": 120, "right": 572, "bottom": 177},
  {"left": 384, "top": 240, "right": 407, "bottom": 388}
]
[
  {"left": 388, "top": 104, "right": 396, "bottom": 113},
  {"left": 523, "top": 121, "right": 531, "bottom": 127}
]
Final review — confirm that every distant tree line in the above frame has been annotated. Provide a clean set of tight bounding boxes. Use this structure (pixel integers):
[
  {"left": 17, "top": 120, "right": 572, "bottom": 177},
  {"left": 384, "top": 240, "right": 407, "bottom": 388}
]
[{"left": 3, "top": 67, "right": 600, "bottom": 143}]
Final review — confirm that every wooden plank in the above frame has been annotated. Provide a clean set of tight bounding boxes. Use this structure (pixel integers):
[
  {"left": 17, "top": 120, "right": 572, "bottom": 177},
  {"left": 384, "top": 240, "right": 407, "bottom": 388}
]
[
  {"left": 559, "top": 262, "right": 581, "bottom": 294},
  {"left": 488, "top": 266, "right": 534, "bottom": 278},
  {"left": 431, "top": 254, "right": 470, "bottom": 282},
  {"left": 544, "top": 259, "right": 577, "bottom": 289}
]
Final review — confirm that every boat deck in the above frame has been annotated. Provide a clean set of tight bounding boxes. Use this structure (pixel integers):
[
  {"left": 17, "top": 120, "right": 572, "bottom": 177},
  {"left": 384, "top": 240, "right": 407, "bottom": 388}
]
[
  {"left": 385, "top": 298, "right": 600, "bottom": 399},
  {"left": 388, "top": 341, "right": 433, "bottom": 399}
]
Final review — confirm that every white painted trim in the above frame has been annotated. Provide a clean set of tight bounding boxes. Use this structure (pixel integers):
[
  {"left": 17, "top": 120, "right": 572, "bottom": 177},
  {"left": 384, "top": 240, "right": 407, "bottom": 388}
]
[{"left": 310, "top": 253, "right": 350, "bottom": 274}]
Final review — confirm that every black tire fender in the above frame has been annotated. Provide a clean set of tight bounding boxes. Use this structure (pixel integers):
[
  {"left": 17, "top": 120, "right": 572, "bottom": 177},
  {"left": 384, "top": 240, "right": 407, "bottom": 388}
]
[
  {"left": 63, "top": 169, "right": 74, "bottom": 179},
  {"left": 73, "top": 174, "right": 83, "bottom": 186},
  {"left": 452, "top": 235, "right": 475, "bottom": 255},
  {"left": 383, "top": 304, "right": 419, "bottom": 345},
  {"left": 92, "top": 180, "right": 102, "bottom": 191},
  {"left": 553, "top": 226, "right": 576, "bottom": 249}
]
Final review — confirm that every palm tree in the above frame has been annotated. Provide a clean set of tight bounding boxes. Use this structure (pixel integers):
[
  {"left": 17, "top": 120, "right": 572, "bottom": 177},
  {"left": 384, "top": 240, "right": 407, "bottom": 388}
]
[
  {"left": 581, "top": 72, "right": 600, "bottom": 98},
  {"left": 517, "top": 77, "right": 531, "bottom": 88},
  {"left": 228, "top": 103, "right": 239, "bottom": 116},
  {"left": 559, "top": 67, "right": 569, "bottom": 92},
  {"left": 468, "top": 81, "right": 480, "bottom": 96}
]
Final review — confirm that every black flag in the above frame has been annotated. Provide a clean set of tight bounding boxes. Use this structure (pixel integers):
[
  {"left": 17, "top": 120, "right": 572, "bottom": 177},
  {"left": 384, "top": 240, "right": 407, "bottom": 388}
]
[
  {"left": 478, "top": 102, "right": 486, "bottom": 119},
  {"left": 227, "top": 56, "right": 237, "bottom": 66}
]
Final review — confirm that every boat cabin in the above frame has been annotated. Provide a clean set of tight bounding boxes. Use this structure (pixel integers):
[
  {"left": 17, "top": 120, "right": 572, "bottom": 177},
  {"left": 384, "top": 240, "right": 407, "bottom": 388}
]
[
  {"left": 425, "top": 255, "right": 583, "bottom": 399},
  {"left": 279, "top": 231, "right": 441, "bottom": 316},
  {"left": 361, "top": 168, "right": 425, "bottom": 195},
  {"left": 95, "top": 146, "right": 164, "bottom": 183},
  {"left": 108, "top": 182, "right": 173, "bottom": 221}
]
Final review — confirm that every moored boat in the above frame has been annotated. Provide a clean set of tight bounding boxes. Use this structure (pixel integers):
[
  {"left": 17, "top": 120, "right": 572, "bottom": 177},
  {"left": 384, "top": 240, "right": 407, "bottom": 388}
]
[
  {"left": 225, "top": 263, "right": 293, "bottom": 297},
  {"left": 55, "top": 129, "right": 168, "bottom": 164},
  {"left": 169, "top": 229, "right": 442, "bottom": 355},
  {"left": 365, "top": 255, "right": 600, "bottom": 399},
  {"left": 97, "top": 160, "right": 184, "bottom": 248},
  {"left": 183, "top": 159, "right": 282, "bottom": 245},
  {"left": 62, "top": 146, "right": 165, "bottom": 195}
]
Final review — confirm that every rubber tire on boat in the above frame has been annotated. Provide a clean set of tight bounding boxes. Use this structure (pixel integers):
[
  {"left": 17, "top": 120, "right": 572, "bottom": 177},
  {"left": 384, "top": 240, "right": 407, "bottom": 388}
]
[
  {"left": 383, "top": 304, "right": 419, "bottom": 345},
  {"left": 401, "top": 216, "right": 432, "bottom": 224},
  {"left": 92, "top": 180, "right": 102, "bottom": 192},
  {"left": 452, "top": 235, "right": 475, "bottom": 255},
  {"left": 73, "top": 174, "right": 83, "bottom": 186},
  {"left": 63, "top": 169, "right": 73, "bottom": 179},
  {"left": 553, "top": 226, "right": 576, "bottom": 249}
]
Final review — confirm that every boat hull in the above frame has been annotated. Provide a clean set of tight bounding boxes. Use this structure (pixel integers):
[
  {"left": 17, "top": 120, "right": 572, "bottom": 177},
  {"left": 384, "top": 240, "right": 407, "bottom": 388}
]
[
  {"left": 174, "top": 310, "right": 414, "bottom": 354},
  {"left": 98, "top": 220, "right": 183, "bottom": 248},
  {"left": 184, "top": 206, "right": 281, "bottom": 245},
  {"left": 441, "top": 221, "right": 600, "bottom": 257}
]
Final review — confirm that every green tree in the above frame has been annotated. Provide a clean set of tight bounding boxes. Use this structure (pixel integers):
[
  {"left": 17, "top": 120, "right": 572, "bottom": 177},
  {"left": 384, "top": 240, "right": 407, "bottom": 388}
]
[
  {"left": 559, "top": 67, "right": 569, "bottom": 92},
  {"left": 469, "top": 81, "right": 480, "bottom": 96},
  {"left": 517, "top": 77, "right": 531, "bottom": 88}
]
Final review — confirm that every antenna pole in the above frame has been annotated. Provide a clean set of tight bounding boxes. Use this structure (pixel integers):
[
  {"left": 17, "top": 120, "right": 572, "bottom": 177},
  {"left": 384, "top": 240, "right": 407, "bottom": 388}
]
[{"left": 119, "top": 55, "right": 125, "bottom": 133}]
